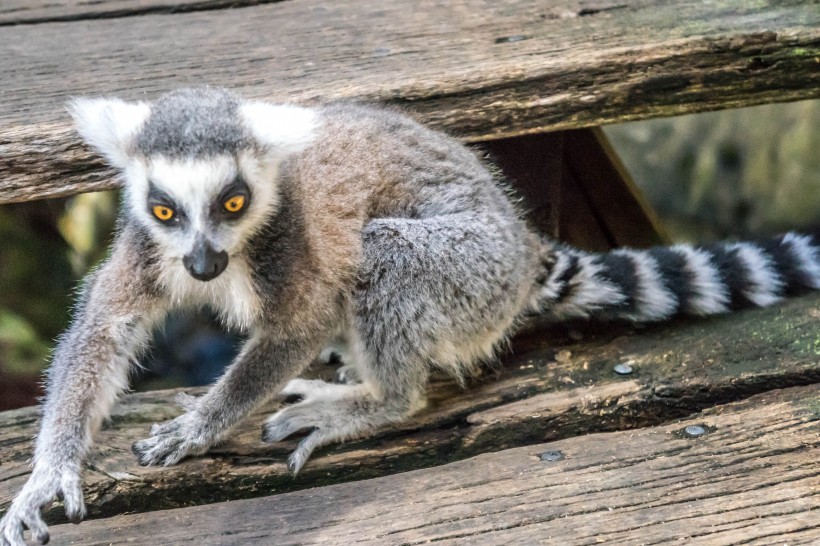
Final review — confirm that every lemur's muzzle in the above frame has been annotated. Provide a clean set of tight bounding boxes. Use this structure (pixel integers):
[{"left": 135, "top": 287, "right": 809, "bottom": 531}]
[{"left": 183, "top": 238, "right": 229, "bottom": 281}]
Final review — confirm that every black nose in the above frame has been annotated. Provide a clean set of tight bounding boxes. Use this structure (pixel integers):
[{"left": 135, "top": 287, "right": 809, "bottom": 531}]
[{"left": 183, "top": 239, "right": 229, "bottom": 281}]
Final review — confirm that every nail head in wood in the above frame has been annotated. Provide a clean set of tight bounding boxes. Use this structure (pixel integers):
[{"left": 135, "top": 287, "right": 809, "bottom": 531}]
[
  {"left": 613, "top": 363, "right": 633, "bottom": 375},
  {"left": 538, "top": 450, "right": 565, "bottom": 462},
  {"left": 683, "top": 425, "right": 707, "bottom": 438}
]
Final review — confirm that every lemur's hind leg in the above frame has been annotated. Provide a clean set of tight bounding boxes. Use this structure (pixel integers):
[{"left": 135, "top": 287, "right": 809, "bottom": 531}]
[
  {"left": 263, "top": 214, "right": 533, "bottom": 473},
  {"left": 264, "top": 316, "right": 428, "bottom": 473}
]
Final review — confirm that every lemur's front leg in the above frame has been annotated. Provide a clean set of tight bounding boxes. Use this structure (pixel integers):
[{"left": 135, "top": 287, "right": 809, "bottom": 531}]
[
  {"left": 0, "top": 234, "right": 163, "bottom": 546},
  {"left": 132, "top": 332, "right": 319, "bottom": 466}
]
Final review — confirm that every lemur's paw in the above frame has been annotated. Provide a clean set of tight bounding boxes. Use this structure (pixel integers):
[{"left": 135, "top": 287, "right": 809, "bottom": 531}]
[
  {"left": 264, "top": 381, "right": 376, "bottom": 474},
  {"left": 333, "top": 364, "right": 362, "bottom": 384},
  {"left": 280, "top": 378, "right": 338, "bottom": 399},
  {"left": 0, "top": 503, "right": 48, "bottom": 546},
  {"left": 317, "top": 347, "right": 344, "bottom": 366},
  {"left": 261, "top": 403, "right": 326, "bottom": 475},
  {"left": 262, "top": 400, "right": 318, "bottom": 444},
  {"left": 57, "top": 472, "right": 86, "bottom": 525},
  {"left": 0, "top": 469, "right": 84, "bottom": 546},
  {"left": 132, "top": 410, "right": 211, "bottom": 467}
]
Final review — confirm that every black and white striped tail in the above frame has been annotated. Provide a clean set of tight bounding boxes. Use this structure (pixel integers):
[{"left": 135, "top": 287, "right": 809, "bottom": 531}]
[{"left": 534, "top": 232, "right": 820, "bottom": 322}]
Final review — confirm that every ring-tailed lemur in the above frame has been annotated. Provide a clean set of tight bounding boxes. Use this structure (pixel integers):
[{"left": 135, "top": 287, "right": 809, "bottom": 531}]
[{"left": 1, "top": 87, "right": 819, "bottom": 545}]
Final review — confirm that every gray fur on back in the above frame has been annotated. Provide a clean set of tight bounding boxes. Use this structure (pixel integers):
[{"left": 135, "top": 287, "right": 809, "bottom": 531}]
[{"left": 134, "top": 87, "right": 250, "bottom": 157}]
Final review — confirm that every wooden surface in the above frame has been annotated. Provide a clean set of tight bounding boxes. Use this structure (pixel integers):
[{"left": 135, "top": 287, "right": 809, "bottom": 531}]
[
  {"left": 481, "top": 132, "right": 566, "bottom": 239},
  {"left": 0, "top": 1, "right": 271, "bottom": 25},
  {"left": 481, "top": 128, "right": 669, "bottom": 250},
  {"left": 2, "top": 292, "right": 818, "bottom": 524},
  {"left": 1, "top": 0, "right": 818, "bottom": 203},
  {"left": 563, "top": 128, "right": 670, "bottom": 248},
  {"left": 47, "top": 385, "right": 820, "bottom": 545}
]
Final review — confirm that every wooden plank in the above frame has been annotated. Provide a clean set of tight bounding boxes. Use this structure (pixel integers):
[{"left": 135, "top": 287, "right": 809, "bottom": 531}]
[
  {"left": 0, "top": 0, "right": 817, "bottom": 203},
  {"left": 558, "top": 159, "right": 613, "bottom": 251},
  {"left": 481, "top": 132, "right": 565, "bottom": 238},
  {"left": 2, "top": 292, "right": 819, "bottom": 523},
  {"left": 47, "top": 385, "right": 820, "bottom": 545},
  {"left": 564, "top": 128, "right": 670, "bottom": 247},
  {"left": 0, "top": 1, "right": 275, "bottom": 26},
  {"left": 484, "top": 129, "right": 670, "bottom": 249}
]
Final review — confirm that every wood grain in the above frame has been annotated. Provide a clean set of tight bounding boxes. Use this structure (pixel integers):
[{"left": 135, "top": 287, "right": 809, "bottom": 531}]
[
  {"left": 480, "top": 132, "right": 566, "bottom": 239},
  {"left": 564, "top": 128, "right": 670, "bottom": 248},
  {"left": 482, "top": 129, "right": 669, "bottom": 250},
  {"left": 2, "top": 292, "right": 818, "bottom": 523},
  {"left": 0, "top": 0, "right": 817, "bottom": 203},
  {"left": 0, "top": 1, "right": 279, "bottom": 26},
  {"left": 47, "top": 385, "right": 820, "bottom": 545}
]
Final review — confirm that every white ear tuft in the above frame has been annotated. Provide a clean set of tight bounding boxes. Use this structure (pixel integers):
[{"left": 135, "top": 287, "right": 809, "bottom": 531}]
[
  {"left": 69, "top": 97, "right": 150, "bottom": 169},
  {"left": 240, "top": 102, "right": 319, "bottom": 158}
]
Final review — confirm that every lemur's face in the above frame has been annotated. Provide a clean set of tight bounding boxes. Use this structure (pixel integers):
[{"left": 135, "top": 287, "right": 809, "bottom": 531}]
[
  {"left": 124, "top": 151, "right": 280, "bottom": 281},
  {"left": 70, "top": 88, "right": 318, "bottom": 282}
]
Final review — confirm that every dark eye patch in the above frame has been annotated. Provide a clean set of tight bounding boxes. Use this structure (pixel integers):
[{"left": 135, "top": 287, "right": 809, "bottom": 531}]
[
  {"left": 212, "top": 176, "right": 251, "bottom": 222},
  {"left": 147, "top": 182, "right": 185, "bottom": 226}
]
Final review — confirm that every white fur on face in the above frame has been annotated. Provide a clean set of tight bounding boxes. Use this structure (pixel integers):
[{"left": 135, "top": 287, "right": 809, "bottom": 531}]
[
  {"left": 138, "top": 156, "right": 239, "bottom": 253},
  {"left": 121, "top": 153, "right": 283, "bottom": 329},
  {"left": 125, "top": 153, "right": 282, "bottom": 256},
  {"left": 157, "top": 257, "right": 261, "bottom": 331}
]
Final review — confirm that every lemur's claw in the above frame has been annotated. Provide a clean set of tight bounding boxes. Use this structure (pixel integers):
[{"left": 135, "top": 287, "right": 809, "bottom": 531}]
[
  {"left": 132, "top": 411, "right": 212, "bottom": 467},
  {"left": 263, "top": 378, "right": 378, "bottom": 475},
  {"left": 0, "top": 469, "right": 83, "bottom": 546}
]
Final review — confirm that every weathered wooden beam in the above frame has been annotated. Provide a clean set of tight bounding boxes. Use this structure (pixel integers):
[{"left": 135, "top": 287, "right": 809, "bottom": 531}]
[
  {"left": 0, "top": 1, "right": 278, "bottom": 26},
  {"left": 481, "top": 129, "right": 669, "bottom": 250},
  {"left": 2, "top": 292, "right": 818, "bottom": 523},
  {"left": 480, "top": 132, "right": 566, "bottom": 239},
  {"left": 0, "top": 0, "right": 817, "bottom": 203},
  {"left": 46, "top": 385, "right": 820, "bottom": 545},
  {"left": 564, "top": 128, "right": 670, "bottom": 248}
]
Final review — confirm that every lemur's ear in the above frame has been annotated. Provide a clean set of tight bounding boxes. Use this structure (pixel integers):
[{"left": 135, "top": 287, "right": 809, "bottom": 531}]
[
  {"left": 69, "top": 97, "right": 150, "bottom": 169},
  {"left": 240, "top": 101, "right": 318, "bottom": 160}
]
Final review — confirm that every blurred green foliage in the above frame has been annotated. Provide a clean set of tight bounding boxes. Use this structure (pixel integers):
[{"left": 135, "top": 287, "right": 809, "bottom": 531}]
[
  {"left": 0, "top": 193, "right": 116, "bottom": 379},
  {"left": 0, "top": 202, "right": 71, "bottom": 380},
  {"left": 0, "top": 310, "right": 50, "bottom": 375},
  {"left": 605, "top": 99, "right": 820, "bottom": 242}
]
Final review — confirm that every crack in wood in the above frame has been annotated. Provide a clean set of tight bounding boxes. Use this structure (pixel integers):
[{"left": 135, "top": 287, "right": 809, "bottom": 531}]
[
  {"left": 0, "top": 471, "right": 32, "bottom": 484},
  {"left": 571, "top": 497, "right": 818, "bottom": 544},
  {"left": 577, "top": 4, "right": 628, "bottom": 17},
  {"left": 0, "top": 0, "right": 290, "bottom": 27},
  {"left": 732, "top": 524, "right": 820, "bottom": 546}
]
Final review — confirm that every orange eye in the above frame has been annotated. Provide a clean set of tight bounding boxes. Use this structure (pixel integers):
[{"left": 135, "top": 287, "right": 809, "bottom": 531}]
[
  {"left": 224, "top": 195, "right": 245, "bottom": 213},
  {"left": 153, "top": 205, "right": 174, "bottom": 221}
]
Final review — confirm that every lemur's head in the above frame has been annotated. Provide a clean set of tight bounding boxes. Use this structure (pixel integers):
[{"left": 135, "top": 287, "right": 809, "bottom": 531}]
[{"left": 70, "top": 88, "right": 317, "bottom": 281}]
